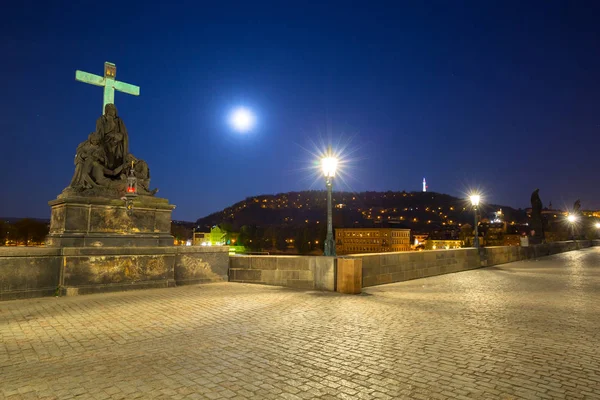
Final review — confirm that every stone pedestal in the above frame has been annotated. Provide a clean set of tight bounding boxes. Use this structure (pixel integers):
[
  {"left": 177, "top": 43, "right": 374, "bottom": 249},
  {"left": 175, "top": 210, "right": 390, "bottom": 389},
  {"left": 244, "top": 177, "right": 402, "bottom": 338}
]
[
  {"left": 46, "top": 195, "right": 175, "bottom": 247},
  {"left": 336, "top": 257, "right": 362, "bottom": 294}
]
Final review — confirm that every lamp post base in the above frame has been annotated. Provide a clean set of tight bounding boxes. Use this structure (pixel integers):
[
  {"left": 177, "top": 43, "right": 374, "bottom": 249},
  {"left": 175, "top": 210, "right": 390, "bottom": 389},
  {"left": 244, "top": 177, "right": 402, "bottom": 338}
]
[{"left": 324, "top": 236, "right": 336, "bottom": 257}]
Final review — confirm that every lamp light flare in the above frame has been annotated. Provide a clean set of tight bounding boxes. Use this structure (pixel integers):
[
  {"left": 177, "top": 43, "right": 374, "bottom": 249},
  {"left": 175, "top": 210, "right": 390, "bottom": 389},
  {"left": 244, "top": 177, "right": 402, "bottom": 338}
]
[
  {"left": 567, "top": 215, "right": 577, "bottom": 223},
  {"left": 469, "top": 194, "right": 481, "bottom": 206},
  {"left": 229, "top": 107, "right": 255, "bottom": 132},
  {"left": 595, "top": 222, "right": 600, "bottom": 229},
  {"left": 321, "top": 156, "right": 338, "bottom": 178}
]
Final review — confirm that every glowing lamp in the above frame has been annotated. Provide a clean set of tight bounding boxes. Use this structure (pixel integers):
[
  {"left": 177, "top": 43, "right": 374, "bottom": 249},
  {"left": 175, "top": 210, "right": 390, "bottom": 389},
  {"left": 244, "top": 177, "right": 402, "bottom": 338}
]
[
  {"left": 567, "top": 215, "right": 577, "bottom": 223},
  {"left": 468, "top": 192, "right": 481, "bottom": 249},
  {"left": 596, "top": 222, "right": 600, "bottom": 229},
  {"left": 321, "top": 148, "right": 338, "bottom": 256},
  {"left": 123, "top": 162, "right": 138, "bottom": 216},
  {"left": 321, "top": 156, "right": 338, "bottom": 178}
]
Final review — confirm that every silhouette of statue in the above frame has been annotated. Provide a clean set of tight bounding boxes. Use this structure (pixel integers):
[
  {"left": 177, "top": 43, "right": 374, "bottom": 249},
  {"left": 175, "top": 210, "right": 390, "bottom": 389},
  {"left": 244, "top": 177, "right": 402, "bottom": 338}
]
[
  {"left": 96, "top": 103, "right": 129, "bottom": 171},
  {"left": 530, "top": 189, "right": 545, "bottom": 243},
  {"left": 573, "top": 199, "right": 581, "bottom": 214}
]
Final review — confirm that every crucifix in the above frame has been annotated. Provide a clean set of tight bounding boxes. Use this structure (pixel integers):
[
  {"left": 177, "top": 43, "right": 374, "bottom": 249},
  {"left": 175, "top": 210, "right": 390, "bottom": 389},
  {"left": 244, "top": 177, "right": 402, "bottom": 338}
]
[{"left": 75, "top": 62, "right": 140, "bottom": 114}]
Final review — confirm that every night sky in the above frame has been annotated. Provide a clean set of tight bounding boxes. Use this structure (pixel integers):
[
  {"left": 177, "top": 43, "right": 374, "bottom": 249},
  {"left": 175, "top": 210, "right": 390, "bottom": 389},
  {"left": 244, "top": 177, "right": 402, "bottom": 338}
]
[{"left": 2, "top": 1, "right": 599, "bottom": 221}]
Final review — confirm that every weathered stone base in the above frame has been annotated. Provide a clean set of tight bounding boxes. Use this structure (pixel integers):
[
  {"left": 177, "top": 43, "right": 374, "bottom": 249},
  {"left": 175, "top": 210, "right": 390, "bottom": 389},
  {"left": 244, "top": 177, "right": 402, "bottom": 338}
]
[
  {"left": 0, "top": 246, "right": 229, "bottom": 300},
  {"left": 46, "top": 232, "right": 175, "bottom": 247},
  {"left": 46, "top": 195, "right": 175, "bottom": 247}
]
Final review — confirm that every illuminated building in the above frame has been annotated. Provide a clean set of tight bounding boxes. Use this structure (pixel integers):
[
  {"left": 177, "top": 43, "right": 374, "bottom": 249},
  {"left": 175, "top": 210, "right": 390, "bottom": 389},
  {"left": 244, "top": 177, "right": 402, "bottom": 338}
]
[
  {"left": 192, "top": 231, "right": 211, "bottom": 246},
  {"left": 423, "top": 177, "right": 427, "bottom": 192},
  {"left": 426, "top": 239, "right": 463, "bottom": 250},
  {"left": 413, "top": 233, "right": 429, "bottom": 248},
  {"left": 335, "top": 228, "right": 411, "bottom": 255}
]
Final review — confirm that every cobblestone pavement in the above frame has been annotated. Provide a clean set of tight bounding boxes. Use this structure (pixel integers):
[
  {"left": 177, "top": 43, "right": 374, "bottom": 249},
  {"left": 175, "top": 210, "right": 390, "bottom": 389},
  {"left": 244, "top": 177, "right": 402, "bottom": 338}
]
[{"left": 2, "top": 248, "right": 600, "bottom": 400}]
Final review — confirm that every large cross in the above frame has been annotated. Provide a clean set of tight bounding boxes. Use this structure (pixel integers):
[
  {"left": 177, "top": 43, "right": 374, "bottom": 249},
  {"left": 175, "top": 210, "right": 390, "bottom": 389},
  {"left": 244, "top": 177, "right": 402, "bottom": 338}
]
[{"left": 75, "top": 62, "right": 140, "bottom": 114}]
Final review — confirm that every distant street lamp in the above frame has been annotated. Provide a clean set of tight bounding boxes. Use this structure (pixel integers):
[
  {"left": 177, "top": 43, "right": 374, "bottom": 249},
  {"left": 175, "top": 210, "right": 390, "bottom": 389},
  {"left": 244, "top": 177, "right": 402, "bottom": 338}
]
[
  {"left": 322, "top": 150, "right": 338, "bottom": 256},
  {"left": 470, "top": 194, "right": 481, "bottom": 249},
  {"left": 567, "top": 214, "right": 578, "bottom": 241}
]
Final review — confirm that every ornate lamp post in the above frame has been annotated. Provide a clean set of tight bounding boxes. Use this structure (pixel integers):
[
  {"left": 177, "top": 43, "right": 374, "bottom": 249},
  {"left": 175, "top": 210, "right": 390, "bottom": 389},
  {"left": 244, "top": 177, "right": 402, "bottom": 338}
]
[
  {"left": 124, "top": 162, "right": 138, "bottom": 216},
  {"left": 470, "top": 194, "right": 481, "bottom": 249},
  {"left": 321, "top": 151, "right": 338, "bottom": 256}
]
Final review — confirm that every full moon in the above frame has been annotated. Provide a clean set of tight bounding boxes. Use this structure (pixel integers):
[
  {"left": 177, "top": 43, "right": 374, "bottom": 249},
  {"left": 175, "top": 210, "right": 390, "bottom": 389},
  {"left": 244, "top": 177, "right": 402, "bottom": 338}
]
[{"left": 229, "top": 107, "right": 256, "bottom": 132}]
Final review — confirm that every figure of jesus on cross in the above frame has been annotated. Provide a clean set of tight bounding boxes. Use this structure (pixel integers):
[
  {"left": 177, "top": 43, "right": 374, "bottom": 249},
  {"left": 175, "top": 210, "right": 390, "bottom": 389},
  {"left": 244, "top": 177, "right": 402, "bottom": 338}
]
[{"left": 75, "top": 62, "right": 140, "bottom": 114}]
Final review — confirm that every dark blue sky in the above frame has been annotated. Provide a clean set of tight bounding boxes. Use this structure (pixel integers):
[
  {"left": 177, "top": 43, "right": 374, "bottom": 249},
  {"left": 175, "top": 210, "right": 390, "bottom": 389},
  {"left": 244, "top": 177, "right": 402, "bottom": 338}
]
[{"left": 1, "top": 1, "right": 599, "bottom": 221}]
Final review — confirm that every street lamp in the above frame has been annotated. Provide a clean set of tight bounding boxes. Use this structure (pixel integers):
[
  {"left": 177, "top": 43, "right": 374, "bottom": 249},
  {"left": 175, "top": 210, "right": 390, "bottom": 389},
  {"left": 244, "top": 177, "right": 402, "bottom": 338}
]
[
  {"left": 470, "top": 194, "right": 481, "bottom": 249},
  {"left": 322, "top": 151, "right": 338, "bottom": 256},
  {"left": 567, "top": 214, "right": 577, "bottom": 241}
]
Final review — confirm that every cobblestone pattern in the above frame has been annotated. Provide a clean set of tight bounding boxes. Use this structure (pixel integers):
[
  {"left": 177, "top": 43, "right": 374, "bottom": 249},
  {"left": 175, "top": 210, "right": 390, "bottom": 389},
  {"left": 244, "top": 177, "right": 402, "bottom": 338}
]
[{"left": 2, "top": 248, "right": 600, "bottom": 399}]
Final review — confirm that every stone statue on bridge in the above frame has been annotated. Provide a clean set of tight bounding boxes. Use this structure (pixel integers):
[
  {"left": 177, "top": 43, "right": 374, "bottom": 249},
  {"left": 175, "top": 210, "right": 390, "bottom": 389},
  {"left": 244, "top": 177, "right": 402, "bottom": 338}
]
[
  {"left": 530, "top": 189, "right": 545, "bottom": 244},
  {"left": 63, "top": 104, "right": 156, "bottom": 197},
  {"left": 573, "top": 199, "right": 581, "bottom": 215},
  {"left": 47, "top": 62, "right": 172, "bottom": 249}
]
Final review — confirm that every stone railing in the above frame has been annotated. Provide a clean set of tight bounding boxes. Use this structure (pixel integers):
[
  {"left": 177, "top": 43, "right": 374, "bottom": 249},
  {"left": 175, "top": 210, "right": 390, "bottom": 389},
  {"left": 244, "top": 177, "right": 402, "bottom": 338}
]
[
  {"left": 229, "top": 255, "right": 335, "bottom": 291},
  {"left": 355, "top": 248, "right": 480, "bottom": 288},
  {"left": 3, "top": 240, "right": 595, "bottom": 300},
  {"left": 481, "top": 240, "right": 592, "bottom": 267},
  {"left": 0, "top": 246, "right": 229, "bottom": 301},
  {"left": 229, "top": 240, "right": 595, "bottom": 292}
]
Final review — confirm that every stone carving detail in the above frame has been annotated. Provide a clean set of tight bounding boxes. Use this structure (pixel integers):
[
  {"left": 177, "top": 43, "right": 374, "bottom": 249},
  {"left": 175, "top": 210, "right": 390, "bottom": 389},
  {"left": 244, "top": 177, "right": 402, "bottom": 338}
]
[{"left": 63, "top": 104, "right": 157, "bottom": 197}]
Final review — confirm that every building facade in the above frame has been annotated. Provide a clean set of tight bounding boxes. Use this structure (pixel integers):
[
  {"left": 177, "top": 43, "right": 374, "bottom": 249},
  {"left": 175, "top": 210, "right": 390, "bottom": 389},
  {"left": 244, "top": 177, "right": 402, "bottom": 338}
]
[
  {"left": 335, "top": 228, "right": 411, "bottom": 255},
  {"left": 425, "top": 239, "right": 463, "bottom": 250}
]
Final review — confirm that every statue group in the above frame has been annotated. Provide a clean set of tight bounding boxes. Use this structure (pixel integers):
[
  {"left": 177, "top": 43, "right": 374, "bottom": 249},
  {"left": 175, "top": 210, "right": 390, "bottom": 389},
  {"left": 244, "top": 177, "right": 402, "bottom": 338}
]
[{"left": 65, "top": 104, "right": 156, "bottom": 197}]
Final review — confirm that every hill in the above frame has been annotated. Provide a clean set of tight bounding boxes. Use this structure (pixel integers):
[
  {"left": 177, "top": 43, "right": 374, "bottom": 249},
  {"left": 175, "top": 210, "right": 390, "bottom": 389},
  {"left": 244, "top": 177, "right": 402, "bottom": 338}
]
[{"left": 195, "top": 191, "right": 527, "bottom": 232}]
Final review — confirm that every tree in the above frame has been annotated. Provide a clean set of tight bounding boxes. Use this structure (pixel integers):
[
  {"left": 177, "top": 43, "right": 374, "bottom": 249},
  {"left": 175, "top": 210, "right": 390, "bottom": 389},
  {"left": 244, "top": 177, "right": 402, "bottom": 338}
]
[
  {"left": 0, "top": 220, "right": 6, "bottom": 246},
  {"left": 263, "top": 226, "right": 277, "bottom": 250},
  {"left": 238, "top": 225, "right": 264, "bottom": 251},
  {"left": 171, "top": 224, "right": 192, "bottom": 242},
  {"left": 294, "top": 227, "right": 311, "bottom": 254},
  {"left": 12, "top": 219, "right": 49, "bottom": 246},
  {"left": 237, "top": 225, "right": 251, "bottom": 247},
  {"left": 317, "top": 224, "right": 327, "bottom": 252},
  {"left": 275, "top": 228, "right": 288, "bottom": 251},
  {"left": 459, "top": 224, "right": 472, "bottom": 247}
]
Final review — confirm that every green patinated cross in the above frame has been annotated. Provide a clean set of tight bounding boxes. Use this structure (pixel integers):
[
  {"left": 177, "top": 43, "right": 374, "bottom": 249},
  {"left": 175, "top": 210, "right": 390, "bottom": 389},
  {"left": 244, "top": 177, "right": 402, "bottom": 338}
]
[{"left": 75, "top": 62, "right": 140, "bottom": 114}]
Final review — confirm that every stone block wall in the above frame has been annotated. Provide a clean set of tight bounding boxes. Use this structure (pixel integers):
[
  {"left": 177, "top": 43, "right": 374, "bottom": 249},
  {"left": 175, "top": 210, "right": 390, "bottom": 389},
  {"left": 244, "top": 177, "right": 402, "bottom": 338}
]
[
  {"left": 0, "top": 248, "right": 62, "bottom": 300},
  {"left": 229, "top": 255, "right": 335, "bottom": 291},
  {"left": 175, "top": 246, "right": 229, "bottom": 285},
  {"left": 0, "top": 246, "right": 229, "bottom": 300},
  {"left": 483, "top": 240, "right": 592, "bottom": 267},
  {"left": 355, "top": 248, "right": 480, "bottom": 288}
]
